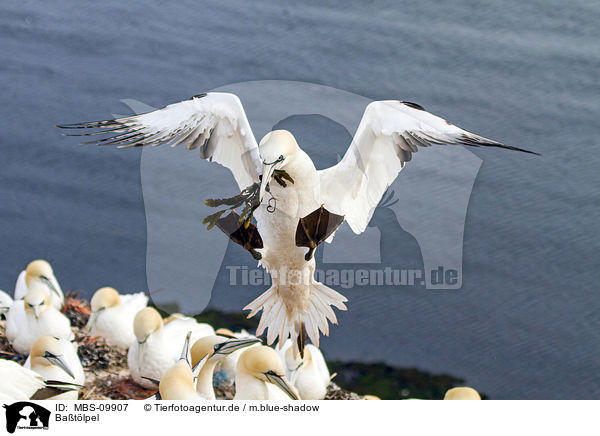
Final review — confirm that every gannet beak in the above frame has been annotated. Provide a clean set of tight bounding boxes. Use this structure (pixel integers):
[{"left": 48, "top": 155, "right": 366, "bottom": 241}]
[
  {"left": 44, "top": 351, "right": 75, "bottom": 379},
  {"left": 180, "top": 331, "right": 192, "bottom": 365},
  {"left": 213, "top": 337, "right": 262, "bottom": 357},
  {"left": 259, "top": 156, "right": 284, "bottom": 202},
  {"left": 264, "top": 370, "right": 299, "bottom": 400},
  {"left": 33, "top": 304, "right": 41, "bottom": 319},
  {"left": 192, "top": 353, "right": 210, "bottom": 378},
  {"left": 40, "top": 275, "right": 61, "bottom": 299}
]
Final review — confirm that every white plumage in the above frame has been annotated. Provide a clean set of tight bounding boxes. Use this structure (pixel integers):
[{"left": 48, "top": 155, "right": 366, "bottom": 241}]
[
  {"left": 62, "top": 93, "right": 537, "bottom": 355},
  {"left": 14, "top": 260, "right": 64, "bottom": 310},
  {"left": 278, "top": 339, "right": 330, "bottom": 400},
  {"left": 5, "top": 289, "right": 73, "bottom": 354},
  {"left": 87, "top": 287, "right": 148, "bottom": 348},
  {"left": 0, "top": 359, "right": 46, "bottom": 401},
  {"left": 128, "top": 307, "right": 215, "bottom": 388}
]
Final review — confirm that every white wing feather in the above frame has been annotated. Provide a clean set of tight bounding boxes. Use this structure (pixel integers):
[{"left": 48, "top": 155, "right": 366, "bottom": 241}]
[
  {"left": 319, "top": 101, "right": 534, "bottom": 233},
  {"left": 59, "top": 92, "right": 262, "bottom": 190}
]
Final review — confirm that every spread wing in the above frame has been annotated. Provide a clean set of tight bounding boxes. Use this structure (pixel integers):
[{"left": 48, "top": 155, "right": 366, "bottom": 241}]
[
  {"left": 58, "top": 92, "right": 261, "bottom": 190},
  {"left": 319, "top": 100, "right": 538, "bottom": 234}
]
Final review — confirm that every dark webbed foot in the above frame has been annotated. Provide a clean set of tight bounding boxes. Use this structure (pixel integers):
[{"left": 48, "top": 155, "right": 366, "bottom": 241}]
[
  {"left": 216, "top": 211, "right": 263, "bottom": 260},
  {"left": 295, "top": 206, "right": 344, "bottom": 261}
]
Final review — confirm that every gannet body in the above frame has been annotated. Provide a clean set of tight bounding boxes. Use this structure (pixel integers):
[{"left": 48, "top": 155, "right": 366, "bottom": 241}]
[
  {"left": 233, "top": 345, "right": 299, "bottom": 400},
  {"left": 279, "top": 339, "right": 330, "bottom": 400},
  {"left": 128, "top": 307, "right": 215, "bottom": 388},
  {"left": 14, "top": 260, "right": 64, "bottom": 310},
  {"left": 5, "top": 289, "right": 72, "bottom": 354},
  {"left": 26, "top": 337, "right": 82, "bottom": 400},
  {"left": 87, "top": 287, "right": 148, "bottom": 348}
]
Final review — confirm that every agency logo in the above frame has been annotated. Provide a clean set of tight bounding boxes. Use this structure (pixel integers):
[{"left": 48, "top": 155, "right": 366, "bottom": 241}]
[{"left": 3, "top": 402, "right": 50, "bottom": 434}]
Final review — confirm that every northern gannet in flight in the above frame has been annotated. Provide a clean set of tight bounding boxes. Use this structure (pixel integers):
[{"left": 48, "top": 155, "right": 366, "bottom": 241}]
[
  {"left": 59, "top": 93, "right": 538, "bottom": 356},
  {"left": 87, "top": 286, "right": 148, "bottom": 348}
]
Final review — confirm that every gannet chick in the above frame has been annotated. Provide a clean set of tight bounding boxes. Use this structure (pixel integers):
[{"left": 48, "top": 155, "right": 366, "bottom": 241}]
[
  {"left": 159, "top": 332, "right": 207, "bottom": 400},
  {"left": 87, "top": 287, "right": 148, "bottom": 348},
  {"left": 234, "top": 346, "right": 299, "bottom": 400},
  {"left": 444, "top": 387, "right": 481, "bottom": 400},
  {"left": 128, "top": 307, "right": 215, "bottom": 388},
  {"left": 5, "top": 289, "right": 72, "bottom": 354},
  {"left": 24, "top": 337, "right": 85, "bottom": 386},
  {"left": 279, "top": 339, "right": 330, "bottom": 400},
  {"left": 26, "top": 337, "right": 82, "bottom": 400},
  {"left": 14, "top": 260, "right": 64, "bottom": 309},
  {"left": 0, "top": 359, "right": 80, "bottom": 401},
  {"left": 191, "top": 335, "right": 261, "bottom": 399}
]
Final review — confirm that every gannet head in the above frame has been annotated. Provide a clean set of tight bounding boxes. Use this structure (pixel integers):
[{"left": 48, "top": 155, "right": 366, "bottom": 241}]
[
  {"left": 90, "top": 287, "right": 121, "bottom": 312},
  {"left": 30, "top": 336, "right": 75, "bottom": 379},
  {"left": 133, "top": 307, "right": 163, "bottom": 344},
  {"left": 25, "top": 260, "right": 60, "bottom": 299},
  {"left": 258, "top": 130, "right": 299, "bottom": 202},
  {"left": 191, "top": 335, "right": 262, "bottom": 367},
  {"left": 159, "top": 361, "right": 196, "bottom": 400},
  {"left": 24, "top": 288, "right": 50, "bottom": 319},
  {"left": 443, "top": 387, "right": 481, "bottom": 400},
  {"left": 163, "top": 313, "right": 185, "bottom": 325},
  {"left": 215, "top": 327, "right": 235, "bottom": 338},
  {"left": 238, "top": 345, "right": 299, "bottom": 400}
]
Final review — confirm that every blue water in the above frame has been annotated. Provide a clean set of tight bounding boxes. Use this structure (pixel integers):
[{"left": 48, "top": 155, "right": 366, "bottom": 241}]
[{"left": 1, "top": 0, "right": 599, "bottom": 399}]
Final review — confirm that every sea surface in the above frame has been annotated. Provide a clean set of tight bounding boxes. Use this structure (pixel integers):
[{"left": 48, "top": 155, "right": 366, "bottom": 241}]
[{"left": 1, "top": 0, "right": 599, "bottom": 399}]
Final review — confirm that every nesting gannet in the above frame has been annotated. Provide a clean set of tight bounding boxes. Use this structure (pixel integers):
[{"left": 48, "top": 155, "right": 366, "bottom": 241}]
[
  {"left": 234, "top": 345, "right": 299, "bottom": 400},
  {"left": 278, "top": 339, "right": 330, "bottom": 400},
  {"left": 191, "top": 335, "right": 261, "bottom": 399},
  {"left": 24, "top": 337, "right": 82, "bottom": 400},
  {"left": 127, "top": 307, "right": 215, "bottom": 388},
  {"left": 444, "top": 387, "right": 481, "bottom": 400},
  {"left": 87, "top": 286, "right": 148, "bottom": 348},
  {"left": 0, "top": 359, "right": 80, "bottom": 401},
  {"left": 163, "top": 313, "right": 185, "bottom": 324},
  {"left": 60, "top": 93, "right": 538, "bottom": 355},
  {"left": 5, "top": 289, "right": 73, "bottom": 354},
  {"left": 24, "top": 337, "right": 85, "bottom": 386},
  {"left": 14, "top": 260, "right": 64, "bottom": 309}
]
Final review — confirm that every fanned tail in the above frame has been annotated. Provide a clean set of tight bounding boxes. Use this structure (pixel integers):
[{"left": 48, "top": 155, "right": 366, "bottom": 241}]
[{"left": 244, "top": 281, "right": 348, "bottom": 357}]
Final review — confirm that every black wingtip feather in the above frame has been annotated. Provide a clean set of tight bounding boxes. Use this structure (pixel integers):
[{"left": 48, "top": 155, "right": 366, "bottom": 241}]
[{"left": 400, "top": 101, "right": 426, "bottom": 111}]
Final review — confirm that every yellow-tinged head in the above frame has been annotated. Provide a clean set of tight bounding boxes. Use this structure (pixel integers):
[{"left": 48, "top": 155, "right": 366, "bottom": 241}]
[
  {"left": 444, "top": 387, "right": 481, "bottom": 400},
  {"left": 133, "top": 307, "right": 163, "bottom": 343},
  {"left": 24, "top": 288, "right": 50, "bottom": 318},
  {"left": 30, "top": 336, "right": 75, "bottom": 379},
  {"left": 238, "top": 345, "right": 299, "bottom": 400},
  {"left": 159, "top": 361, "right": 196, "bottom": 400},
  {"left": 25, "top": 259, "right": 53, "bottom": 280},
  {"left": 90, "top": 287, "right": 121, "bottom": 312},
  {"left": 163, "top": 313, "right": 185, "bottom": 325},
  {"left": 192, "top": 335, "right": 262, "bottom": 367}
]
